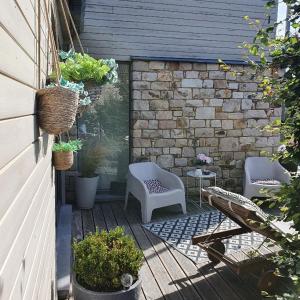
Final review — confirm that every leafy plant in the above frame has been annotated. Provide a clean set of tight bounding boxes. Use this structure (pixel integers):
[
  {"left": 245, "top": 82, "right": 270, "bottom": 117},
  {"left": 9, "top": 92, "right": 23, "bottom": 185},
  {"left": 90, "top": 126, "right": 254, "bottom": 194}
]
[
  {"left": 52, "top": 139, "right": 82, "bottom": 153},
  {"left": 58, "top": 51, "right": 118, "bottom": 84},
  {"left": 79, "top": 138, "right": 106, "bottom": 177},
  {"left": 73, "top": 227, "right": 143, "bottom": 292}
]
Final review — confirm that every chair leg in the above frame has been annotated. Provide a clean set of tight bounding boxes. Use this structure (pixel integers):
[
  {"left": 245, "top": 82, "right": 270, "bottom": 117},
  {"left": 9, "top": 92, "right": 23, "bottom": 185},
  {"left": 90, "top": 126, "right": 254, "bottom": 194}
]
[
  {"left": 181, "top": 202, "right": 187, "bottom": 214},
  {"left": 124, "top": 189, "right": 129, "bottom": 210},
  {"left": 141, "top": 204, "right": 152, "bottom": 224}
]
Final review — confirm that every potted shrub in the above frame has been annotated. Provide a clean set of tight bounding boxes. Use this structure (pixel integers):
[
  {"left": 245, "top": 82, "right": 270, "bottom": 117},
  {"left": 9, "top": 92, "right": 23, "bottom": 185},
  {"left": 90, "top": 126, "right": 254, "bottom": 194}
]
[
  {"left": 52, "top": 139, "right": 82, "bottom": 171},
  {"left": 76, "top": 138, "right": 105, "bottom": 209},
  {"left": 72, "top": 227, "right": 143, "bottom": 300}
]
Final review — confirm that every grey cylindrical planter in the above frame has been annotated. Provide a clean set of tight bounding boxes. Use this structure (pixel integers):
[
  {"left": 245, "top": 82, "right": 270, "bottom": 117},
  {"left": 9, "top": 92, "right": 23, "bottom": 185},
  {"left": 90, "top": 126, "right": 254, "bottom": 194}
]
[
  {"left": 73, "top": 276, "right": 142, "bottom": 300},
  {"left": 76, "top": 176, "right": 99, "bottom": 209}
]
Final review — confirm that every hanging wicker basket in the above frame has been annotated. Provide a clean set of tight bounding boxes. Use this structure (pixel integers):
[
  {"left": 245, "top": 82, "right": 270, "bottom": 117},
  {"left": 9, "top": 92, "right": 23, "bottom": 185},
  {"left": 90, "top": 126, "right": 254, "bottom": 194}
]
[
  {"left": 52, "top": 151, "right": 74, "bottom": 171},
  {"left": 37, "top": 86, "right": 79, "bottom": 135}
]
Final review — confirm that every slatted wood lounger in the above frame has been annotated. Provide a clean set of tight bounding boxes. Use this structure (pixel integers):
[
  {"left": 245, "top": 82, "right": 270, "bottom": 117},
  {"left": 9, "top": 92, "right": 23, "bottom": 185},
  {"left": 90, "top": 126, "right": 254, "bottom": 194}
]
[{"left": 191, "top": 187, "right": 295, "bottom": 292}]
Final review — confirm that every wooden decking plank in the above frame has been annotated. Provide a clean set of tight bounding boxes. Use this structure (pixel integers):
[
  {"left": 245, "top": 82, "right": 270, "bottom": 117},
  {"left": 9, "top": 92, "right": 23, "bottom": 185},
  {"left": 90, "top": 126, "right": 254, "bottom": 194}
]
[
  {"left": 143, "top": 225, "right": 202, "bottom": 300},
  {"left": 101, "top": 203, "right": 118, "bottom": 229},
  {"left": 81, "top": 209, "right": 95, "bottom": 237},
  {"left": 110, "top": 203, "right": 165, "bottom": 300},
  {"left": 123, "top": 204, "right": 184, "bottom": 300},
  {"left": 92, "top": 204, "right": 107, "bottom": 231},
  {"left": 164, "top": 243, "right": 221, "bottom": 300},
  {"left": 72, "top": 209, "right": 83, "bottom": 241}
]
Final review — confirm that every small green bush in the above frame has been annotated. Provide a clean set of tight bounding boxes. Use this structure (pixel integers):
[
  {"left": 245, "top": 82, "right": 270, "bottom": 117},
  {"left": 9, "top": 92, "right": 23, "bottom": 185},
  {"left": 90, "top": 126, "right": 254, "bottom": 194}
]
[
  {"left": 73, "top": 227, "right": 143, "bottom": 292},
  {"left": 52, "top": 139, "right": 82, "bottom": 152}
]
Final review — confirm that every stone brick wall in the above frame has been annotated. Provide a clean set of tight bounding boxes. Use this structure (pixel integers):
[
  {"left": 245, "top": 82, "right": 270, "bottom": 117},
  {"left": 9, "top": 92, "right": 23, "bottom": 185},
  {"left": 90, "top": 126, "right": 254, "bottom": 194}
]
[{"left": 131, "top": 60, "right": 281, "bottom": 193}]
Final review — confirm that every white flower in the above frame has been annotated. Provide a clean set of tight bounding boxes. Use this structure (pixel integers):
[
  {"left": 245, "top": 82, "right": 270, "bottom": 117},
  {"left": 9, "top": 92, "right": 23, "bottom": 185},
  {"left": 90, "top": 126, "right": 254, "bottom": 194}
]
[
  {"left": 121, "top": 273, "right": 133, "bottom": 288},
  {"left": 277, "top": 144, "right": 286, "bottom": 153}
]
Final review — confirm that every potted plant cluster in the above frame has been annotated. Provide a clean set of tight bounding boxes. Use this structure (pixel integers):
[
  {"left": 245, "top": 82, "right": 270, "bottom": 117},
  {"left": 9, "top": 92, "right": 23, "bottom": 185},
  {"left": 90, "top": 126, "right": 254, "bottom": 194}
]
[
  {"left": 37, "top": 49, "right": 118, "bottom": 135},
  {"left": 72, "top": 227, "right": 143, "bottom": 300},
  {"left": 194, "top": 153, "right": 213, "bottom": 175},
  {"left": 76, "top": 138, "right": 106, "bottom": 209},
  {"left": 52, "top": 139, "right": 82, "bottom": 171}
]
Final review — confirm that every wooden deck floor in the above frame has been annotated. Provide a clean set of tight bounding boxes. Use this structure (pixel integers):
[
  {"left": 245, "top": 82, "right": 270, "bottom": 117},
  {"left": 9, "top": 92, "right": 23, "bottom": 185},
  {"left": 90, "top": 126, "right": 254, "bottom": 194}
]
[{"left": 72, "top": 200, "right": 262, "bottom": 300}]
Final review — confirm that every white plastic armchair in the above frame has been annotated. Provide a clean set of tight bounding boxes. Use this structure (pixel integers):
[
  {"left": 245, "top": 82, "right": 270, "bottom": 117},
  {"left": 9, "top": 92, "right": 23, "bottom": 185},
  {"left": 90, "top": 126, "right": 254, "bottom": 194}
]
[
  {"left": 243, "top": 157, "right": 291, "bottom": 199},
  {"left": 125, "top": 162, "right": 186, "bottom": 223}
]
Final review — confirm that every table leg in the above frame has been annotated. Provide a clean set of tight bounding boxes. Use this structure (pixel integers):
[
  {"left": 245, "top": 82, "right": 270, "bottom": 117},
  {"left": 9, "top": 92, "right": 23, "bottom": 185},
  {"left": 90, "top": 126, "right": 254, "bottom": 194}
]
[
  {"left": 199, "top": 177, "right": 202, "bottom": 207},
  {"left": 187, "top": 176, "right": 189, "bottom": 201},
  {"left": 214, "top": 175, "right": 216, "bottom": 187}
]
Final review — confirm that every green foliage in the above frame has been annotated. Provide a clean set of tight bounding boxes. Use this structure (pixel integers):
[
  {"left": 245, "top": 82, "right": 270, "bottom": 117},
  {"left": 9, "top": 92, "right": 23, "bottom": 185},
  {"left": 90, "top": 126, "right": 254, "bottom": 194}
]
[
  {"left": 79, "top": 137, "right": 106, "bottom": 177},
  {"left": 59, "top": 52, "right": 118, "bottom": 85},
  {"left": 52, "top": 139, "right": 82, "bottom": 152},
  {"left": 73, "top": 227, "right": 143, "bottom": 292},
  {"left": 242, "top": 1, "right": 300, "bottom": 298}
]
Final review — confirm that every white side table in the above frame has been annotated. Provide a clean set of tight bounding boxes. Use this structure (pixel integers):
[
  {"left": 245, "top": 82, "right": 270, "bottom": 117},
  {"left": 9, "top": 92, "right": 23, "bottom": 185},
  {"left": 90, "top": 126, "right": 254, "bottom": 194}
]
[{"left": 186, "top": 170, "right": 217, "bottom": 207}]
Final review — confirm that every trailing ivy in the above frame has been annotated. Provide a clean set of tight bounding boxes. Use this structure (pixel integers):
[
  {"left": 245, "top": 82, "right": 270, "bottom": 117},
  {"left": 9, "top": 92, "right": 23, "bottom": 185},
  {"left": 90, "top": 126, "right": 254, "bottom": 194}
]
[{"left": 241, "top": 1, "right": 300, "bottom": 298}]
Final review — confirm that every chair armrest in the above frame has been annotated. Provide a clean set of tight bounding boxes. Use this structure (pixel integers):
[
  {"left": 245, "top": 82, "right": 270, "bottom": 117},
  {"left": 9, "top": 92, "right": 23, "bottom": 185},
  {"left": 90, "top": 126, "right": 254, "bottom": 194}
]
[
  {"left": 274, "top": 162, "right": 291, "bottom": 184},
  {"left": 244, "top": 167, "right": 252, "bottom": 184},
  {"left": 127, "top": 172, "right": 149, "bottom": 199},
  {"left": 157, "top": 168, "right": 185, "bottom": 190}
]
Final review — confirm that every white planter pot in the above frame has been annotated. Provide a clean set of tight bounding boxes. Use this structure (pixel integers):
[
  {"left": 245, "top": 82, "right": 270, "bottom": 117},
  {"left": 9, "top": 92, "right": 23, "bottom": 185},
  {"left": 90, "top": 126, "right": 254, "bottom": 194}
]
[
  {"left": 73, "top": 275, "right": 142, "bottom": 300},
  {"left": 76, "top": 176, "right": 99, "bottom": 209}
]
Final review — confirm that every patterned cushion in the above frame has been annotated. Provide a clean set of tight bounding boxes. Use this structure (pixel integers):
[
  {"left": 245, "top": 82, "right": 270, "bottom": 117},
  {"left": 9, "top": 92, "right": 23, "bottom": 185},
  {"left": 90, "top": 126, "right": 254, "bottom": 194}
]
[
  {"left": 206, "top": 186, "right": 268, "bottom": 221},
  {"left": 144, "top": 179, "right": 169, "bottom": 194},
  {"left": 251, "top": 178, "right": 281, "bottom": 185}
]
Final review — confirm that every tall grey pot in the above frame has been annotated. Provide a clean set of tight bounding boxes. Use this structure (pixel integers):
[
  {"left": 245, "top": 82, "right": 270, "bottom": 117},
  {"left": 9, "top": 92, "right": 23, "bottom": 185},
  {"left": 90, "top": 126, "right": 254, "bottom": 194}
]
[
  {"left": 76, "top": 176, "right": 99, "bottom": 209},
  {"left": 72, "top": 276, "right": 142, "bottom": 300}
]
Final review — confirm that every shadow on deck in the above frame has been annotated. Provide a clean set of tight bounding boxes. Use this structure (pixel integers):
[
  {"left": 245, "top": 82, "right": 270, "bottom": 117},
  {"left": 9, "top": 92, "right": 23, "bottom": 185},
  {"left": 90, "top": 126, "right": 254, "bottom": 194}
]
[{"left": 72, "top": 199, "right": 262, "bottom": 300}]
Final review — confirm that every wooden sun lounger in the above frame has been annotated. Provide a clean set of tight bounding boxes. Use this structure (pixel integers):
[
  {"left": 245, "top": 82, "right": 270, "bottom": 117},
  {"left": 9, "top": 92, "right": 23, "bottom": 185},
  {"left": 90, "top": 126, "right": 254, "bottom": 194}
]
[{"left": 191, "top": 189, "right": 288, "bottom": 292}]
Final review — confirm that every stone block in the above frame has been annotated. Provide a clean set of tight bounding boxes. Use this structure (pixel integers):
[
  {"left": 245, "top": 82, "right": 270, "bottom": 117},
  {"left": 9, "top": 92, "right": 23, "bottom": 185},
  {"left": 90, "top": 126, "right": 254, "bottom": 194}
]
[
  {"left": 239, "top": 83, "right": 258, "bottom": 92},
  {"left": 162, "top": 130, "right": 171, "bottom": 138},
  {"left": 223, "top": 99, "right": 240, "bottom": 112},
  {"left": 207, "top": 64, "right": 219, "bottom": 70},
  {"left": 203, "top": 80, "right": 214, "bottom": 88},
  {"left": 145, "top": 148, "right": 163, "bottom": 155},
  {"left": 158, "top": 71, "right": 172, "bottom": 81},
  {"left": 132, "top": 81, "right": 150, "bottom": 90},
  {"left": 186, "top": 100, "right": 203, "bottom": 107},
  {"left": 193, "top": 89, "right": 215, "bottom": 99},
  {"left": 214, "top": 80, "right": 227, "bottom": 89},
  {"left": 173, "top": 111, "right": 183, "bottom": 117},
  {"left": 222, "top": 120, "right": 234, "bottom": 129},
  {"left": 227, "top": 129, "right": 242, "bottom": 136},
  {"left": 198, "top": 72, "right": 209, "bottom": 79},
  {"left": 182, "top": 107, "right": 195, "bottom": 117},
  {"left": 133, "top": 100, "right": 149, "bottom": 110},
  {"left": 140, "top": 111, "right": 155, "bottom": 119},
  {"left": 155, "top": 139, "right": 175, "bottom": 147},
  {"left": 190, "top": 120, "right": 205, "bottom": 127},
  {"left": 166, "top": 62, "right": 179, "bottom": 70},
  {"left": 209, "top": 71, "right": 225, "bottom": 79},
  {"left": 133, "top": 61, "right": 149, "bottom": 71},
  {"left": 156, "top": 111, "right": 172, "bottom": 119},
  {"left": 149, "top": 61, "right": 165, "bottom": 70},
  {"left": 256, "top": 101, "right": 270, "bottom": 109},
  {"left": 205, "top": 138, "right": 219, "bottom": 147},
  {"left": 209, "top": 99, "right": 223, "bottom": 107},
  {"left": 185, "top": 71, "right": 199, "bottom": 78},
  {"left": 142, "top": 72, "right": 157, "bottom": 81},
  {"left": 132, "top": 72, "right": 141, "bottom": 80},
  {"left": 150, "top": 100, "right": 169, "bottom": 110},
  {"left": 133, "top": 138, "right": 151, "bottom": 147},
  {"left": 175, "top": 139, "right": 188, "bottom": 147},
  {"left": 226, "top": 71, "right": 236, "bottom": 80},
  {"left": 142, "top": 90, "right": 160, "bottom": 99},
  {"left": 193, "top": 63, "right": 207, "bottom": 71},
  {"left": 132, "top": 90, "right": 141, "bottom": 100},
  {"left": 182, "top": 79, "right": 203, "bottom": 88},
  {"left": 133, "top": 120, "right": 148, "bottom": 129},
  {"left": 232, "top": 92, "right": 243, "bottom": 98},
  {"left": 195, "top": 107, "right": 215, "bottom": 119},
  {"left": 211, "top": 120, "right": 221, "bottom": 127},
  {"left": 175, "top": 158, "right": 188, "bottom": 167},
  {"left": 132, "top": 130, "right": 141, "bottom": 137},
  {"left": 174, "top": 88, "right": 192, "bottom": 99},
  {"left": 179, "top": 62, "right": 192, "bottom": 70},
  {"left": 142, "top": 130, "right": 163, "bottom": 138},
  {"left": 170, "top": 100, "right": 186, "bottom": 108},
  {"left": 159, "top": 120, "right": 176, "bottom": 129},
  {"left": 242, "top": 99, "right": 253, "bottom": 110},
  {"left": 176, "top": 117, "right": 189, "bottom": 128},
  {"left": 173, "top": 71, "right": 184, "bottom": 80},
  {"left": 151, "top": 82, "right": 170, "bottom": 90},
  {"left": 228, "top": 82, "right": 239, "bottom": 89},
  {"left": 195, "top": 128, "right": 214, "bottom": 137},
  {"left": 170, "top": 147, "right": 182, "bottom": 155},
  {"left": 149, "top": 120, "right": 159, "bottom": 129},
  {"left": 245, "top": 110, "right": 267, "bottom": 119},
  {"left": 182, "top": 147, "right": 195, "bottom": 157},
  {"left": 234, "top": 119, "right": 246, "bottom": 129},
  {"left": 215, "top": 89, "right": 232, "bottom": 98},
  {"left": 171, "top": 129, "right": 185, "bottom": 138},
  {"left": 220, "top": 138, "right": 239, "bottom": 151},
  {"left": 157, "top": 155, "right": 174, "bottom": 168}
]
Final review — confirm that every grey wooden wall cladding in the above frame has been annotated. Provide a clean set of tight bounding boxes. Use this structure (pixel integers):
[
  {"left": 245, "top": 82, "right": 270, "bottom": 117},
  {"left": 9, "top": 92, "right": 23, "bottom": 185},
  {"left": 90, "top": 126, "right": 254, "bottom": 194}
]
[{"left": 79, "top": 0, "right": 276, "bottom": 62}]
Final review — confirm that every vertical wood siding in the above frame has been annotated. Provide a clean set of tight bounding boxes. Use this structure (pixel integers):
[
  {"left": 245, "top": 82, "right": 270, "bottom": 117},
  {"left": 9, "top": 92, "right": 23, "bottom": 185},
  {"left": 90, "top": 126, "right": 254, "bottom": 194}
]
[
  {"left": 79, "top": 0, "right": 276, "bottom": 61},
  {"left": 0, "top": 1, "right": 56, "bottom": 299}
]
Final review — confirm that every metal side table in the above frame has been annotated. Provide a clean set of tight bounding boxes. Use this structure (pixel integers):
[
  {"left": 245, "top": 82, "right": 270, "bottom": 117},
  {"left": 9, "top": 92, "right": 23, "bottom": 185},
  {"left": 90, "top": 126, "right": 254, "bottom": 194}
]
[{"left": 186, "top": 170, "right": 217, "bottom": 207}]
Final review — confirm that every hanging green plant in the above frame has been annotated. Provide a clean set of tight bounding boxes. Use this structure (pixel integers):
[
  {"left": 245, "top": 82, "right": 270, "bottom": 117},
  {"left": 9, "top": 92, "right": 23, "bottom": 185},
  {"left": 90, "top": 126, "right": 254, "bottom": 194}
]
[{"left": 58, "top": 51, "right": 118, "bottom": 85}]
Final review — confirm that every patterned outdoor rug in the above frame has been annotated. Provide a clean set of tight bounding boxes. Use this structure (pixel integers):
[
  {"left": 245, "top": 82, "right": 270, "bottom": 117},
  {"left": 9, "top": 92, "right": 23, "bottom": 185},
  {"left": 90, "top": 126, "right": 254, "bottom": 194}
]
[{"left": 143, "top": 210, "right": 265, "bottom": 264}]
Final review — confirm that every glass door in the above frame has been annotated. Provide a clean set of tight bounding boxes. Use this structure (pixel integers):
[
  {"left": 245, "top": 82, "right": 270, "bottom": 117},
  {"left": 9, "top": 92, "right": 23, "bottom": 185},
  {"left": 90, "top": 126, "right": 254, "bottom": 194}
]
[{"left": 78, "top": 63, "right": 130, "bottom": 199}]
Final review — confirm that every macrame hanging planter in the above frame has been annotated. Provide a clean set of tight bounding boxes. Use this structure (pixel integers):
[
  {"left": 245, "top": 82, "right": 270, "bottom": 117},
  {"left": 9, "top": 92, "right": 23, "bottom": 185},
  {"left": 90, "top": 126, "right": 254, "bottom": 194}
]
[
  {"left": 36, "top": 0, "right": 81, "bottom": 135},
  {"left": 52, "top": 150, "right": 74, "bottom": 171}
]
